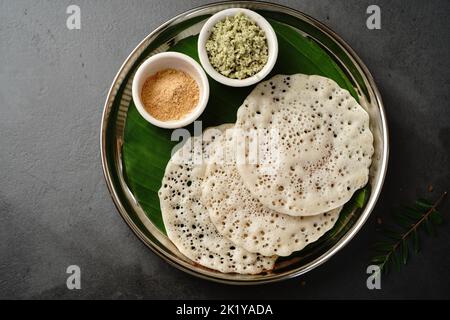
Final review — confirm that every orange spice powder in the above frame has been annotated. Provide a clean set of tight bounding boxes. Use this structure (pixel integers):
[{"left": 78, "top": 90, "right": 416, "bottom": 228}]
[{"left": 141, "top": 69, "right": 200, "bottom": 122}]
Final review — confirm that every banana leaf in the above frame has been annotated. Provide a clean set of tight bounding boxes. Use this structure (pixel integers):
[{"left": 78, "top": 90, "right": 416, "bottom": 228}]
[{"left": 123, "top": 20, "right": 361, "bottom": 234}]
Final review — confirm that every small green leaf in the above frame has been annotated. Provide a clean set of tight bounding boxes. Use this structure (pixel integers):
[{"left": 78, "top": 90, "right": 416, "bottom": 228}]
[
  {"left": 371, "top": 256, "right": 387, "bottom": 264},
  {"left": 381, "top": 260, "right": 390, "bottom": 274},
  {"left": 412, "top": 230, "right": 420, "bottom": 253},
  {"left": 416, "top": 199, "right": 433, "bottom": 210},
  {"left": 381, "top": 228, "right": 402, "bottom": 241},
  {"left": 401, "top": 240, "right": 408, "bottom": 265},
  {"left": 390, "top": 251, "right": 401, "bottom": 272},
  {"left": 430, "top": 210, "right": 444, "bottom": 225},
  {"left": 402, "top": 206, "right": 423, "bottom": 220},
  {"left": 424, "top": 219, "right": 436, "bottom": 236},
  {"left": 372, "top": 241, "right": 395, "bottom": 253},
  {"left": 355, "top": 188, "right": 369, "bottom": 208},
  {"left": 393, "top": 212, "right": 414, "bottom": 229}
]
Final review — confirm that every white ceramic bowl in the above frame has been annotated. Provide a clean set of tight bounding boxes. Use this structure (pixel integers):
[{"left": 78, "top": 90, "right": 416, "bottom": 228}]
[
  {"left": 198, "top": 8, "right": 279, "bottom": 87},
  {"left": 132, "top": 52, "right": 210, "bottom": 129}
]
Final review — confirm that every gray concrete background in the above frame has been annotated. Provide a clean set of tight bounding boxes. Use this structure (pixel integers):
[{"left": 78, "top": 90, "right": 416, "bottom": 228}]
[{"left": 0, "top": 0, "right": 449, "bottom": 299}]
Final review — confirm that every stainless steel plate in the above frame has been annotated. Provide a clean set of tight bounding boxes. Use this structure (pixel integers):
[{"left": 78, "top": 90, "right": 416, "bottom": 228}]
[{"left": 100, "top": 1, "right": 389, "bottom": 284}]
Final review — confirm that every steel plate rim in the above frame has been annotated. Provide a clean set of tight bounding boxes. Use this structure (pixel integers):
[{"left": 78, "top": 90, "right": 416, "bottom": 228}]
[{"left": 100, "top": 0, "right": 389, "bottom": 285}]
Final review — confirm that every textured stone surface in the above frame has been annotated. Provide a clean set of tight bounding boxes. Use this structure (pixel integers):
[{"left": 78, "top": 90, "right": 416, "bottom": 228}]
[{"left": 0, "top": 0, "right": 449, "bottom": 299}]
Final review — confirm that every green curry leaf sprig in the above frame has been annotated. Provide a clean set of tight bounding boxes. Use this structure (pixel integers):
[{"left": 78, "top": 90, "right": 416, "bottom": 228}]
[{"left": 371, "top": 191, "right": 448, "bottom": 274}]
